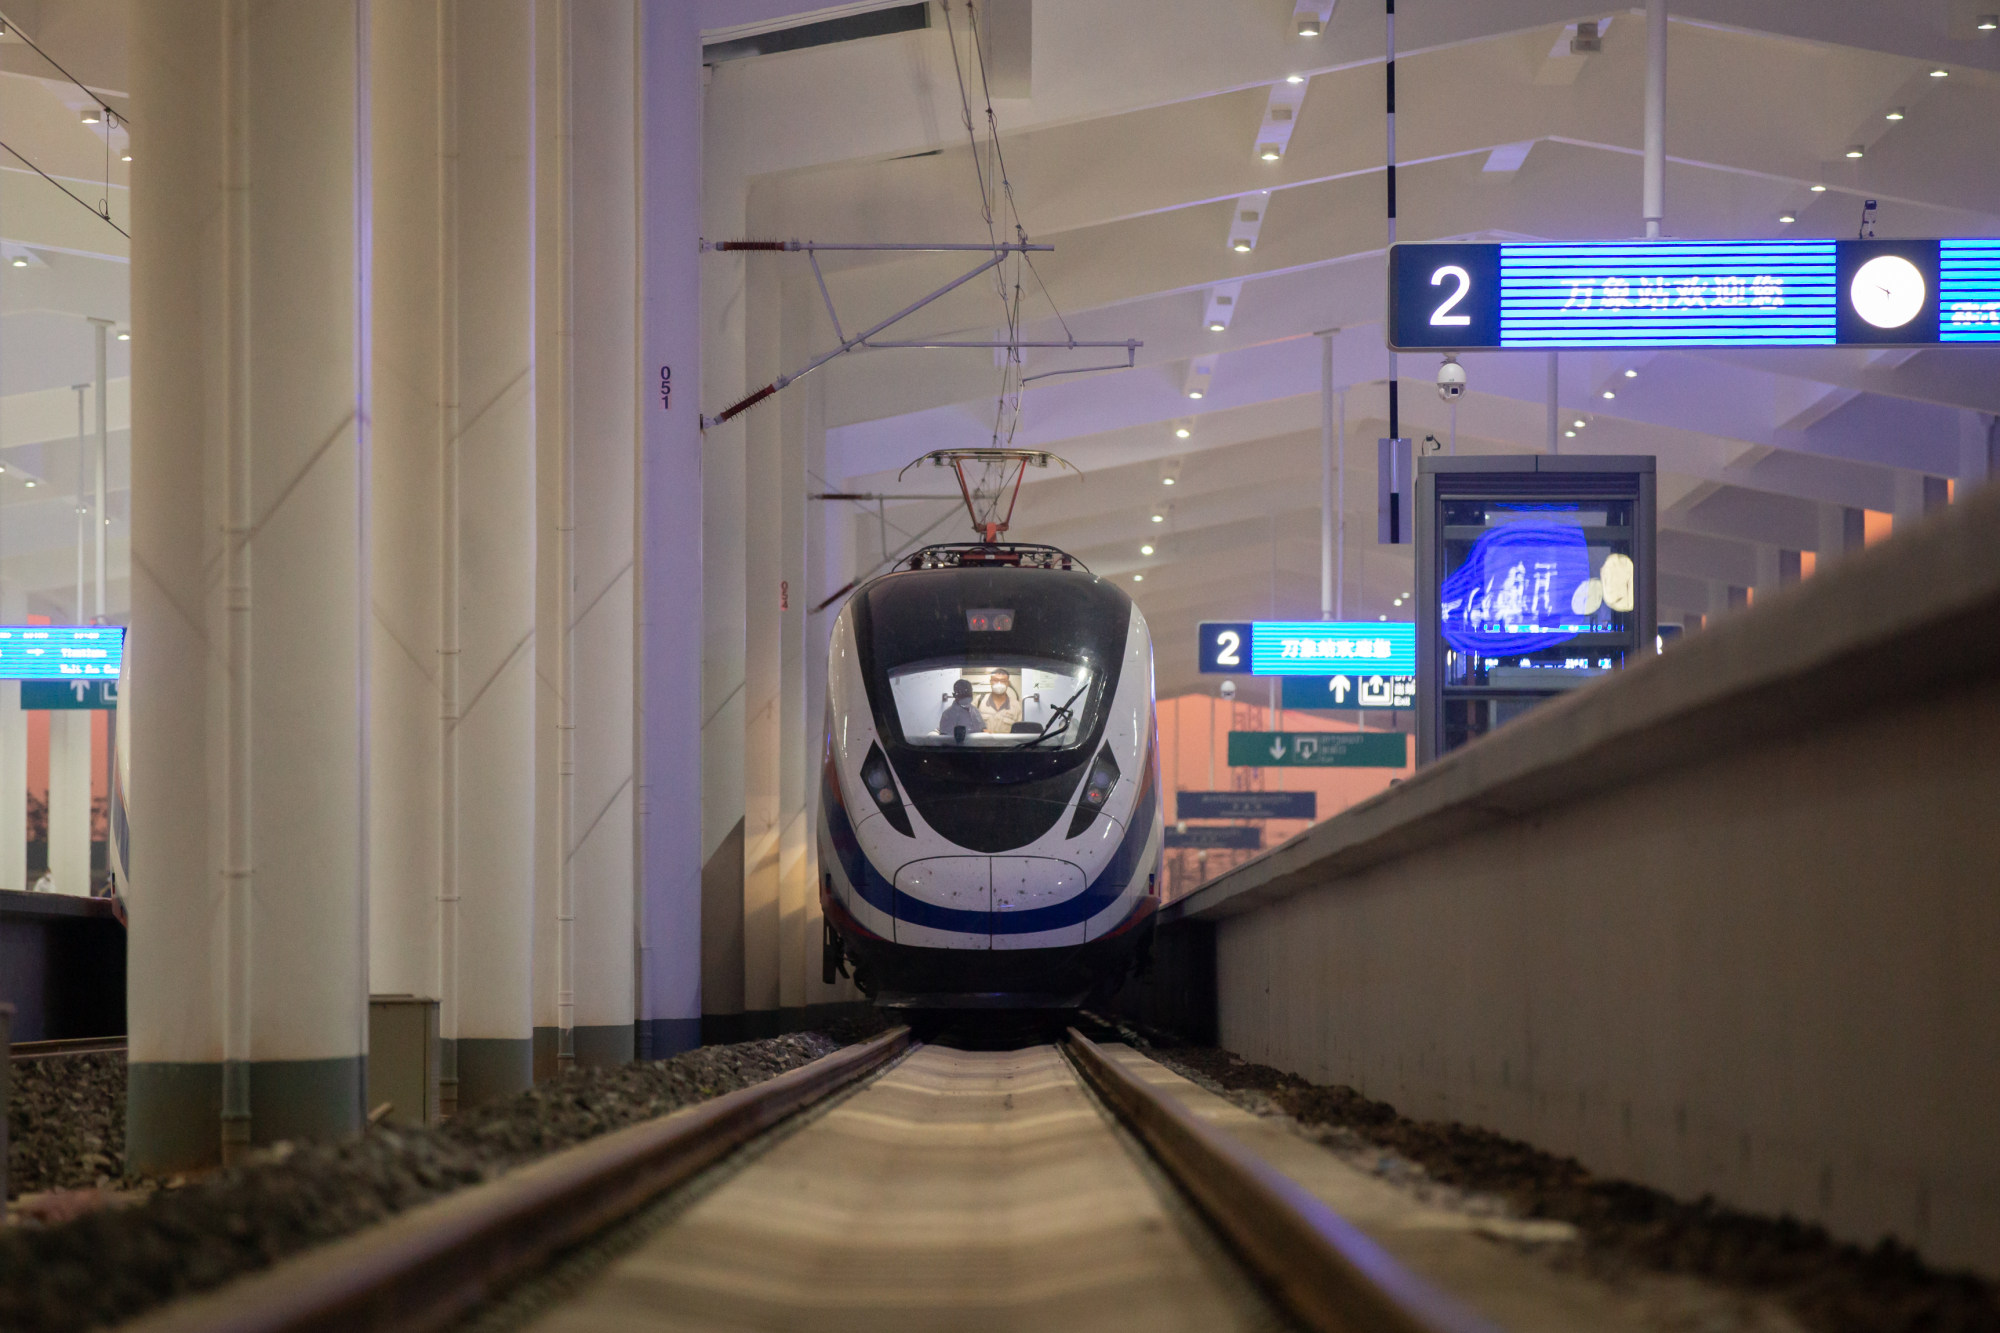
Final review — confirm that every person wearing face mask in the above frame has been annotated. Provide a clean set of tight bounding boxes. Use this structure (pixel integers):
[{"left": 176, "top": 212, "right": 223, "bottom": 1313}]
[
  {"left": 979, "top": 668, "right": 1023, "bottom": 733},
  {"left": 937, "top": 677, "right": 986, "bottom": 741}
]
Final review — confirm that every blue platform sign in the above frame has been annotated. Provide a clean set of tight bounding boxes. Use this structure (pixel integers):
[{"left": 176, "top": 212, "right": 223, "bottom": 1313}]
[
  {"left": 1282, "top": 673, "right": 1415, "bottom": 711},
  {"left": 1177, "top": 790, "right": 1316, "bottom": 821},
  {"left": 21, "top": 680, "right": 117, "bottom": 710},
  {"left": 1390, "top": 239, "right": 2000, "bottom": 349},
  {"left": 0, "top": 626, "right": 123, "bottom": 681},
  {"left": 1199, "top": 621, "right": 1414, "bottom": 676}
]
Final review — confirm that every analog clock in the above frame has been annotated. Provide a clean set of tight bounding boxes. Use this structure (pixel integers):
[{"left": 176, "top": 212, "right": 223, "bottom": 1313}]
[{"left": 1850, "top": 255, "right": 1927, "bottom": 329}]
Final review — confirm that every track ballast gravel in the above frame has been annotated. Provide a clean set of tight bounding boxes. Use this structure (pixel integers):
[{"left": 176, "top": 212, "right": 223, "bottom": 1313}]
[
  {"left": 1138, "top": 1039, "right": 2000, "bottom": 1333},
  {"left": 0, "top": 1030, "right": 872, "bottom": 1333},
  {"left": 7, "top": 1053, "right": 126, "bottom": 1198}
]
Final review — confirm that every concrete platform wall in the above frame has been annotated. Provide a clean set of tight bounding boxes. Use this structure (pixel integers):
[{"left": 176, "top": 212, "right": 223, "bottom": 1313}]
[{"left": 1176, "top": 484, "right": 2000, "bottom": 1277}]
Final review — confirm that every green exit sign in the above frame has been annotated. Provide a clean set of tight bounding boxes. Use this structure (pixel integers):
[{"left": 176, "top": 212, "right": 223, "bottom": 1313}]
[{"left": 1226, "top": 731, "right": 1407, "bottom": 768}]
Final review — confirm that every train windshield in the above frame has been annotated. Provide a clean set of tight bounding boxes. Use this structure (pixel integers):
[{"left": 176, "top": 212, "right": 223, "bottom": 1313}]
[
  {"left": 887, "top": 659, "right": 1094, "bottom": 749},
  {"left": 853, "top": 568, "right": 1130, "bottom": 765}
]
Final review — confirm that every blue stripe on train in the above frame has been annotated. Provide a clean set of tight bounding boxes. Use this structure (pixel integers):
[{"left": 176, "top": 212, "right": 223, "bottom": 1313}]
[{"left": 821, "top": 730, "right": 1157, "bottom": 937}]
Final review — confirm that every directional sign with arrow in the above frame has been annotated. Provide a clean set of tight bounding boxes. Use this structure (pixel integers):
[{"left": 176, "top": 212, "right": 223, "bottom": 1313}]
[
  {"left": 1226, "top": 731, "right": 1407, "bottom": 768},
  {"left": 1281, "top": 674, "right": 1415, "bottom": 711},
  {"left": 21, "top": 680, "right": 118, "bottom": 710}
]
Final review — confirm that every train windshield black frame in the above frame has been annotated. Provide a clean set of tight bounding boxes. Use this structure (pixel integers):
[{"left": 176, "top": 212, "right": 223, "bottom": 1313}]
[{"left": 853, "top": 567, "right": 1130, "bottom": 788}]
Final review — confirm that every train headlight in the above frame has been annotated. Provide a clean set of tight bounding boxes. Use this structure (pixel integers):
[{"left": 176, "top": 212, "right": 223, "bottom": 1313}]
[
  {"left": 1066, "top": 745, "right": 1122, "bottom": 838},
  {"left": 859, "top": 742, "right": 913, "bottom": 837}
]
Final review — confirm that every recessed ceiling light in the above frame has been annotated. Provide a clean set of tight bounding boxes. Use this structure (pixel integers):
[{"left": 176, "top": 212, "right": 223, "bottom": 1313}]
[
  {"left": 1162, "top": 476, "right": 1176, "bottom": 485},
  {"left": 1174, "top": 427, "right": 1190, "bottom": 439},
  {"left": 1810, "top": 184, "right": 1827, "bottom": 192},
  {"left": 1602, "top": 390, "right": 1616, "bottom": 399},
  {"left": 1929, "top": 68, "right": 1949, "bottom": 77},
  {"left": 8, "top": 257, "right": 24, "bottom": 268},
  {"left": 24, "top": 481, "right": 35, "bottom": 488},
  {"left": 1208, "top": 321, "right": 1227, "bottom": 332},
  {"left": 1884, "top": 108, "right": 1905, "bottom": 121},
  {"left": 80, "top": 107, "right": 101, "bottom": 125},
  {"left": 1623, "top": 369, "right": 1637, "bottom": 378},
  {"left": 1286, "top": 74, "right": 1305, "bottom": 84},
  {"left": 1573, "top": 419, "right": 1586, "bottom": 428},
  {"left": 1392, "top": 597, "right": 1403, "bottom": 606},
  {"left": 1779, "top": 214, "right": 1796, "bottom": 224},
  {"left": 1296, "top": 18, "right": 1322, "bottom": 36},
  {"left": 1258, "top": 147, "right": 1282, "bottom": 162},
  {"left": 1845, "top": 145, "right": 1865, "bottom": 158},
  {"left": 117, "top": 331, "right": 130, "bottom": 341},
  {"left": 1378, "top": 614, "right": 1387, "bottom": 621},
  {"left": 1133, "top": 574, "right": 1144, "bottom": 582},
  {"left": 1232, "top": 241, "right": 1252, "bottom": 252},
  {"left": 1187, "top": 390, "right": 1204, "bottom": 399},
  {"left": 1150, "top": 513, "right": 1165, "bottom": 523},
  {"left": 1565, "top": 430, "right": 1577, "bottom": 438},
  {"left": 1140, "top": 544, "right": 1155, "bottom": 556},
  {"left": 121, "top": 152, "right": 132, "bottom": 163},
  {"left": 1979, "top": 16, "right": 1998, "bottom": 30}
]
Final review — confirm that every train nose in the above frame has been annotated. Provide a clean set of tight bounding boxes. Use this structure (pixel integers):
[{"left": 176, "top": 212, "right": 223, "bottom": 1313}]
[{"left": 893, "top": 855, "right": 1087, "bottom": 948}]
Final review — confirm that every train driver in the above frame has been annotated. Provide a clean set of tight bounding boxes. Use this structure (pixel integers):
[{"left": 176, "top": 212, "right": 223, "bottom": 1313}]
[
  {"left": 937, "top": 677, "right": 986, "bottom": 740},
  {"left": 979, "top": 668, "right": 1023, "bottom": 732}
]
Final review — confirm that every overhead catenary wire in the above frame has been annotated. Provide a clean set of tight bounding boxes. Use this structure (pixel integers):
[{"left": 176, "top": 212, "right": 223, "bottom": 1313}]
[{"left": 0, "top": 139, "right": 129, "bottom": 238}]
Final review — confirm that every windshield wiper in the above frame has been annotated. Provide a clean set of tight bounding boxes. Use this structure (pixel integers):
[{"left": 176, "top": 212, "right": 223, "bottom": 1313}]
[{"left": 1015, "top": 682, "right": 1089, "bottom": 748}]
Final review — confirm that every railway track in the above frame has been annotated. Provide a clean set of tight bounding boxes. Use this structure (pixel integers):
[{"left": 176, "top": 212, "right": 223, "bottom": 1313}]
[
  {"left": 8, "top": 1035, "right": 126, "bottom": 1061},
  {"left": 118, "top": 1027, "right": 1493, "bottom": 1333}
]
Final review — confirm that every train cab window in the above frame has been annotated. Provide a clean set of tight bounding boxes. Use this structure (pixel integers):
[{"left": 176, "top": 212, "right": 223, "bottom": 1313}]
[{"left": 886, "top": 659, "right": 1095, "bottom": 749}]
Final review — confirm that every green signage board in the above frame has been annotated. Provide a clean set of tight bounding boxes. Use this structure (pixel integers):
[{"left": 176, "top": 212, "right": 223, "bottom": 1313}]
[
  {"left": 1226, "top": 730, "right": 1407, "bottom": 768},
  {"left": 20, "top": 679, "right": 117, "bottom": 710}
]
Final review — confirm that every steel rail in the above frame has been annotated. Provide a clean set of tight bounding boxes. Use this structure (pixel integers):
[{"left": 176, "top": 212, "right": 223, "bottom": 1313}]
[
  {"left": 116, "top": 1027, "right": 911, "bottom": 1333},
  {"left": 1065, "top": 1029, "right": 1498, "bottom": 1333},
  {"left": 9, "top": 1034, "right": 127, "bottom": 1061}
]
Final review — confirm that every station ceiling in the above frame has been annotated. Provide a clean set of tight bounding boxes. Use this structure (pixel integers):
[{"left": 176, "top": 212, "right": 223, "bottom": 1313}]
[{"left": 706, "top": 1, "right": 2000, "bottom": 698}]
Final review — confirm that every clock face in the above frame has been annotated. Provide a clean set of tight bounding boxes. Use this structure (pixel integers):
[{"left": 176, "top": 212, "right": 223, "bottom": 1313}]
[{"left": 1850, "top": 255, "right": 1927, "bottom": 329}]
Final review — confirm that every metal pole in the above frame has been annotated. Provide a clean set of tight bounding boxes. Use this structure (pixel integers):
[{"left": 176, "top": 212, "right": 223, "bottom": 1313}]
[
  {"left": 91, "top": 319, "right": 109, "bottom": 619},
  {"left": 1547, "top": 353, "right": 1559, "bottom": 454},
  {"left": 1644, "top": 0, "right": 1667, "bottom": 239},
  {"left": 1320, "top": 334, "right": 1334, "bottom": 619},
  {"left": 72, "top": 385, "right": 88, "bottom": 621},
  {"left": 1336, "top": 388, "right": 1346, "bottom": 619},
  {"left": 1385, "top": 0, "right": 1398, "bottom": 443}
]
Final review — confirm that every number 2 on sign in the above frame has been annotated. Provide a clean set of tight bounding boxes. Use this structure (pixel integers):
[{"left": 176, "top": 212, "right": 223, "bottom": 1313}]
[
  {"left": 1430, "top": 266, "right": 1472, "bottom": 326},
  {"left": 1214, "top": 629, "right": 1241, "bottom": 667},
  {"left": 659, "top": 365, "right": 672, "bottom": 409}
]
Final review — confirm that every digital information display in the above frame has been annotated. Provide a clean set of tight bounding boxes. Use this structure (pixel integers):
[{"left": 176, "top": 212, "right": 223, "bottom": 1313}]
[
  {"left": 1390, "top": 239, "right": 2000, "bottom": 349},
  {"left": 1199, "top": 621, "right": 1416, "bottom": 676},
  {"left": 0, "top": 626, "right": 123, "bottom": 681}
]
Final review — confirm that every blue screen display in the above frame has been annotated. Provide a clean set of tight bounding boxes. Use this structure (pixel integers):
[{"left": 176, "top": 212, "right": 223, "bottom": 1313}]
[
  {"left": 1391, "top": 239, "right": 1997, "bottom": 349},
  {"left": 1249, "top": 621, "right": 1415, "bottom": 676},
  {"left": 0, "top": 626, "right": 124, "bottom": 681},
  {"left": 1941, "top": 239, "right": 2000, "bottom": 342},
  {"left": 1499, "top": 242, "right": 1838, "bottom": 347},
  {"left": 1439, "top": 523, "right": 1598, "bottom": 656}
]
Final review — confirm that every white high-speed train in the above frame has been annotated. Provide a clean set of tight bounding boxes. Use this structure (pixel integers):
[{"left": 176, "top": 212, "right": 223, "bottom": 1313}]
[{"left": 818, "top": 539, "right": 1162, "bottom": 1009}]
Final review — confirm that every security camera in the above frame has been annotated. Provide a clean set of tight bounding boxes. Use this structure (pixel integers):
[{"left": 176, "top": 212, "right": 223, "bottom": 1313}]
[
  {"left": 1436, "top": 355, "right": 1466, "bottom": 402},
  {"left": 1859, "top": 198, "right": 1878, "bottom": 241},
  {"left": 1219, "top": 679, "right": 1237, "bottom": 700}
]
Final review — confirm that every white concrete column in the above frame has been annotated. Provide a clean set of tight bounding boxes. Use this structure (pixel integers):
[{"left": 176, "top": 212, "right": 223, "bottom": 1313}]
[
  {"left": 698, "top": 141, "right": 749, "bottom": 1032},
  {"left": 365, "top": 0, "right": 445, "bottom": 1019},
  {"left": 635, "top": 3, "right": 705, "bottom": 1055},
  {"left": 567, "top": 0, "right": 638, "bottom": 1068},
  {"left": 530, "top": 0, "right": 571, "bottom": 1082},
  {"left": 129, "top": 0, "right": 371, "bottom": 1171},
  {"left": 776, "top": 372, "right": 813, "bottom": 1010},
  {"left": 450, "top": 0, "right": 539, "bottom": 1109},
  {"left": 1891, "top": 471, "right": 1927, "bottom": 533},
  {"left": 0, "top": 585, "right": 27, "bottom": 894},
  {"left": 47, "top": 710, "right": 91, "bottom": 896},
  {"left": 740, "top": 252, "right": 783, "bottom": 1024}
]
